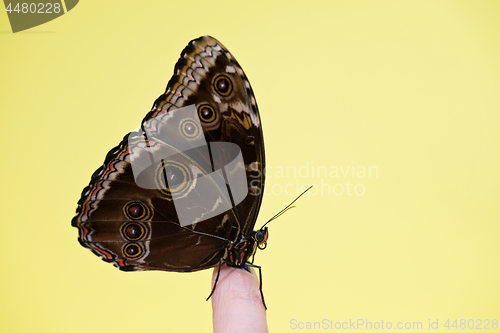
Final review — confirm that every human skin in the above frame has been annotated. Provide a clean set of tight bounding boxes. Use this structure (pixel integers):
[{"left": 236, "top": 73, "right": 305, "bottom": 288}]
[{"left": 211, "top": 265, "right": 268, "bottom": 333}]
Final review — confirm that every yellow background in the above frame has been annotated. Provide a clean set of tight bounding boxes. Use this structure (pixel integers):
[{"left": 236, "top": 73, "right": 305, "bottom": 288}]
[{"left": 1, "top": 1, "right": 499, "bottom": 332}]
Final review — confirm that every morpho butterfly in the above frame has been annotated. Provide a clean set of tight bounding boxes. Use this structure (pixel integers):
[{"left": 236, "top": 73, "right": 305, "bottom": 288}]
[{"left": 72, "top": 36, "right": 271, "bottom": 306}]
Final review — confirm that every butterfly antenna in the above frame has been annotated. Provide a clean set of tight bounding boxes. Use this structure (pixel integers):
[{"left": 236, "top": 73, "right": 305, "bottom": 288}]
[
  {"left": 260, "top": 185, "right": 313, "bottom": 229},
  {"left": 268, "top": 206, "right": 295, "bottom": 222}
]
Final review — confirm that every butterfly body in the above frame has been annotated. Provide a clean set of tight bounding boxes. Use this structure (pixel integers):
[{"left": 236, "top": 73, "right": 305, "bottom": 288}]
[
  {"left": 225, "top": 226, "right": 268, "bottom": 268},
  {"left": 72, "top": 36, "right": 266, "bottom": 274}
]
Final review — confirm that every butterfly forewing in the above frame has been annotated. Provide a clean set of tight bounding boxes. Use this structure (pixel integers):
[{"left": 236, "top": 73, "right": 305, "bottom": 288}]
[{"left": 72, "top": 36, "right": 265, "bottom": 272}]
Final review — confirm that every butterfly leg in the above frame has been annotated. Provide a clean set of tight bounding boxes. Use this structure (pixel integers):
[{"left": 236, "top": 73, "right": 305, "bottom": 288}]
[
  {"left": 244, "top": 263, "right": 267, "bottom": 310},
  {"left": 250, "top": 252, "right": 256, "bottom": 264},
  {"left": 206, "top": 259, "right": 223, "bottom": 301}
]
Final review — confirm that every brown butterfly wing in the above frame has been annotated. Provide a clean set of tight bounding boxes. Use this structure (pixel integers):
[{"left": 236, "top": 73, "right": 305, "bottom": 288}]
[{"left": 72, "top": 36, "right": 265, "bottom": 272}]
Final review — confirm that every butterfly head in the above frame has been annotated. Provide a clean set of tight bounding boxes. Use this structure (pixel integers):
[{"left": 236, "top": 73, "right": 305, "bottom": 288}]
[{"left": 254, "top": 226, "right": 268, "bottom": 250}]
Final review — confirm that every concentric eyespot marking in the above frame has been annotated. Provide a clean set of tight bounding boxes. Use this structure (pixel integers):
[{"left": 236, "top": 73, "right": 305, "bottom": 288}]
[
  {"left": 124, "top": 202, "right": 149, "bottom": 220},
  {"left": 123, "top": 243, "right": 143, "bottom": 258},
  {"left": 155, "top": 161, "right": 189, "bottom": 194},
  {"left": 121, "top": 222, "right": 146, "bottom": 241},
  {"left": 180, "top": 119, "right": 199, "bottom": 138},
  {"left": 198, "top": 104, "right": 217, "bottom": 123},
  {"left": 214, "top": 75, "right": 232, "bottom": 96}
]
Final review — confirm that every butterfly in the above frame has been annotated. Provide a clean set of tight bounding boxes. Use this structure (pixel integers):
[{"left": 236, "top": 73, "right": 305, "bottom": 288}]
[{"left": 71, "top": 36, "right": 270, "bottom": 306}]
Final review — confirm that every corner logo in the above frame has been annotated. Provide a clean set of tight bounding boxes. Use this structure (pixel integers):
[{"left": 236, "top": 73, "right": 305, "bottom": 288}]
[
  {"left": 128, "top": 105, "right": 249, "bottom": 227},
  {"left": 4, "top": 0, "right": 79, "bottom": 33}
]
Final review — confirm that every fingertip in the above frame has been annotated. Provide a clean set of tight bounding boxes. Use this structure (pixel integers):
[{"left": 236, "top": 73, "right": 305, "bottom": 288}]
[{"left": 211, "top": 265, "right": 268, "bottom": 333}]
